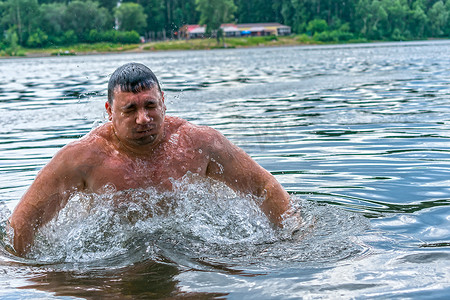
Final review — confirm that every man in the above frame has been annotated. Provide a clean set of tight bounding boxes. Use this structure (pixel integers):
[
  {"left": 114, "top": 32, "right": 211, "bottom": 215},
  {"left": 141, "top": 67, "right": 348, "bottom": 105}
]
[{"left": 9, "top": 63, "right": 292, "bottom": 256}]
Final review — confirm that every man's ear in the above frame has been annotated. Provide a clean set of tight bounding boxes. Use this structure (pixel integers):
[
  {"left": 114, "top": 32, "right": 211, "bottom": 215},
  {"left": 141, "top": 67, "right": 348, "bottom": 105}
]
[
  {"left": 161, "top": 91, "right": 167, "bottom": 111},
  {"left": 105, "top": 101, "right": 113, "bottom": 121}
]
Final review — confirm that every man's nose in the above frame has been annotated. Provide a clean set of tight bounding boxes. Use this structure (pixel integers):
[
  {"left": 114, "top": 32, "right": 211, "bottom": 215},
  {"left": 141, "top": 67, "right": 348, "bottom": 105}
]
[{"left": 136, "top": 110, "right": 152, "bottom": 124}]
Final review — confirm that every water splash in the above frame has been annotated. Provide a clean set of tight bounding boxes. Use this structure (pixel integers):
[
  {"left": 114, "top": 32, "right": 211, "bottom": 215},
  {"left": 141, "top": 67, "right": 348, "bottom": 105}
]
[
  {"left": 4, "top": 174, "right": 366, "bottom": 270},
  {"left": 0, "top": 202, "right": 16, "bottom": 261},
  {"left": 0, "top": 174, "right": 370, "bottom": 271}
]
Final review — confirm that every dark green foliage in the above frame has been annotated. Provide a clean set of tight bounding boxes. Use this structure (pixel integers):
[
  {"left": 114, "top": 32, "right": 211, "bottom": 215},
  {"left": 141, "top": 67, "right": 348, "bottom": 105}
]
[
  {"left": 26, "top": 29, "right": 48, "bottom": 48},
  {"left": 87, "top": 29, "right": 141, "bottom": 44},
  {"left": 114, "top": 2, "right": 147, "bottom": 34},
  {"left": 61, "top": 30, "right": 78, "bottom": 45},
  {"left": 39, "top": 3, "right": 66, "bottom": 36},
  {"left": 1, "top": 0, "right": 450, "bottom": 51},
  {"left": 1, "top": 0, "right": 40, "bottom": 45},
  {"left": 307, "top": 19, "right": 329, "bottom": 35},
  {"left": 63, "top": 0, "right": 113, "bottom": 41},
  {"left": 196, "top": 0, "right": 237, "bottom": 35}
]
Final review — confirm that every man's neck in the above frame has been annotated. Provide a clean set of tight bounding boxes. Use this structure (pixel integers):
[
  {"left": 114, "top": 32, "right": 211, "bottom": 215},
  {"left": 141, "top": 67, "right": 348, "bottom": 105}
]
[{"left": 111, "top": 125, "right": 166, "bottom": 158}]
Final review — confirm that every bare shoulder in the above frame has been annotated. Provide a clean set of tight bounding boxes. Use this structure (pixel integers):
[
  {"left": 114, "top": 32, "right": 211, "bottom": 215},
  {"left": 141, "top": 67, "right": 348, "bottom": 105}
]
[
  {"left": 51, "top": 123, "right": 113, "bottom": 169},
  {"left": 167, "top": 116, "right": 227, "bottom": 148}
]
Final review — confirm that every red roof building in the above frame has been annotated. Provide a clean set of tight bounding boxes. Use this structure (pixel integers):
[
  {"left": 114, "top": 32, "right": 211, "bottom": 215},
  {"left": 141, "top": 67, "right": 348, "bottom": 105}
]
[{"left": 179, "top": 23, "right": 291, "bottom": 39}]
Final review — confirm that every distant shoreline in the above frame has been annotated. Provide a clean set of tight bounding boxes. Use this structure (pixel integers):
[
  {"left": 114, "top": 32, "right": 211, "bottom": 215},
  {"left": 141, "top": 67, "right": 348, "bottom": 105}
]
[
  {"left": 1, "top": 36, "right": 308, "bottom": 59},
  {"left": 1, "top": 36, "right": 447, "bottom": 59}
]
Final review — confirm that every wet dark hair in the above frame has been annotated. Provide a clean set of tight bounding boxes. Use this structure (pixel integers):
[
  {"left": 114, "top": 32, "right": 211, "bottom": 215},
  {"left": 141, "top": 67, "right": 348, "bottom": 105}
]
[{"left": 107, "top": 62, "right": 161, "bottom": 105}]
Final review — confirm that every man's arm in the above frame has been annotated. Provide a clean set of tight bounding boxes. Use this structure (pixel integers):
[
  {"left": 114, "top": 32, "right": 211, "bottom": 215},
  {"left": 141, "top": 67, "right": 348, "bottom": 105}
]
[
  {"left": 9, "top": 145, "right": 85, "bottom": 256},
  {"left": 204, "top": 129, "right": 292, "bottom": 226}
]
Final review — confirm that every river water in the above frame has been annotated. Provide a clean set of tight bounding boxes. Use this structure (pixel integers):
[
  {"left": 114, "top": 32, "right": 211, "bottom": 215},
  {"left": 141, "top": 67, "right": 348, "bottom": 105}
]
[{"left": 0, "top": 40, "right": 449, "bottom": 299}]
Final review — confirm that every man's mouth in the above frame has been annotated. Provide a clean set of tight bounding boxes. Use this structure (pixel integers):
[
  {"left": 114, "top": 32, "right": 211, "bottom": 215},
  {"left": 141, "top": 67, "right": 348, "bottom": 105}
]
[
  {"left": 136, "top": 129, "right": 151, "bottom": 133},
  {"left": 132, "top": 130, "right": 157, "bottom": 145},
  {"left": 135, "top": 125, "right": 155, "bottom": 134}
]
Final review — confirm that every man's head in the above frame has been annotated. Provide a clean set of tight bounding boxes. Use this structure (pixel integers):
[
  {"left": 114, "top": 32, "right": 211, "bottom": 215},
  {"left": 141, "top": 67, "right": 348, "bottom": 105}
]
[
  {"left": 108, "top": 62, "right": 161, "bottom": 105},
  {"left": 106, "top": 63, "right": 166, "bottom": 150}
]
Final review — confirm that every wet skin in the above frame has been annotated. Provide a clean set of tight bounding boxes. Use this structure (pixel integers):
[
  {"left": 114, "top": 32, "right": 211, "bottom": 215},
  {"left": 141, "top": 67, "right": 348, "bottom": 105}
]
[{"left": 9, "top": 87, "right": 292, "bottom": 256}]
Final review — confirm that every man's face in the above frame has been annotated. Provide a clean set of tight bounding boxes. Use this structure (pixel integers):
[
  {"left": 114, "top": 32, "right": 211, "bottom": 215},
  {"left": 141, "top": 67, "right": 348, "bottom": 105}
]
[{"left": 106, "top": 86, "right": 166, "bottom": 149}]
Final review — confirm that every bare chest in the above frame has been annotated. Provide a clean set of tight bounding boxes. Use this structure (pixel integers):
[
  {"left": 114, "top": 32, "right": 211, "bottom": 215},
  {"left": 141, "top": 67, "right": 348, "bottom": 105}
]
[{"left": 88, "top": 137, "right": 208, "bottom": 192}]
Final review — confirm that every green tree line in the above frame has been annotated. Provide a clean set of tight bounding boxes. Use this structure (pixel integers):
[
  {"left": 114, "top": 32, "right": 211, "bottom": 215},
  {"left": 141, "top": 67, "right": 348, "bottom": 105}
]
[{"left": 1, "top": 0, "right": 450, "bottom": 52}]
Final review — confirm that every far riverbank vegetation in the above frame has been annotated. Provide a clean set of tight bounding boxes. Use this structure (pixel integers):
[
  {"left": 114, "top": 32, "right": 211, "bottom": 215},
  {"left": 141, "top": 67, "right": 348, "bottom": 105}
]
[{"left": 1, "top": 0, "right": 450, "bottom": 57}]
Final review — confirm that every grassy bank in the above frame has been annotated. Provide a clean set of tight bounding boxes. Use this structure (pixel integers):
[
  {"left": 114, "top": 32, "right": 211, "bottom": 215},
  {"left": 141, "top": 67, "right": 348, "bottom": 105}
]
[
  {"left": 1, "top": 35, "right": 370, "bottom": 58},
  {"left": 143, "top": 35, "right": 311, "bottom": 51},
  {"left": 21, "top": 43, "right": 140, "bottom": 57}
]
